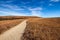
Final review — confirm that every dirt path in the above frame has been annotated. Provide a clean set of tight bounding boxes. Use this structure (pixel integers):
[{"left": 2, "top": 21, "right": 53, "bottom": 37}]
[{"left": 0, "top": 20, "right": 27, "bottom": 40}]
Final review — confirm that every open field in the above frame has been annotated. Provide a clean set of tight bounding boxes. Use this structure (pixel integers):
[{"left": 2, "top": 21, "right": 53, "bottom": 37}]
[
  {"left": 0, "top": 16, "right": 40, "bottom": 20},
  {"left": 0, "top": 16, "right": 60, "bottom": 40},
  {"left": 22, "top": 18, "right": 60, "bottom": 40},
  {"left": 0, "top": 16, "right": 39, "bottom": 34},
  {"left": 0, "top": 20, "right": 27, "bottom": 40},
  {"left": 0, "top": 19, "right": 25, "bottom": 34}
]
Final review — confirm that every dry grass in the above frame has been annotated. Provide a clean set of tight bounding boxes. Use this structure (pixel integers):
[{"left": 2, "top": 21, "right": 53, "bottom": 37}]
[
  {"left": 0, "top": 16, "right": 40, "bottom": 34},
  {"left": 0, "top": 16, "right": 40, "bottom": 20},
  {"left": 22, "top": 18, "right": 60, "bottom": 40},
  {"left": 0, "top": 19, "right": 24, "bottom": 34},
  {"left": 0, "top": 16, "right": 60, "bottom": 40}
]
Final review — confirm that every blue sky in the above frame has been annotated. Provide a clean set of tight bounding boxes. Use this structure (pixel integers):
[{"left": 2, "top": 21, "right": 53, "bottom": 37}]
[{"left": 0, "top": 0, "right": 60, "bottom": 17}]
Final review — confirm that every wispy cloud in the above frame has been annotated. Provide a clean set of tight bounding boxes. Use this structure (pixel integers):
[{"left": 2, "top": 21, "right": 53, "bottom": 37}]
[
  {"left": 0, "top": 10, "right": 28, "bottom": 16},
  {"left": 31, "top": 10, "right": 42, "bottom": 16},
  {"left": 1, "top": 4, "right": 25, "bottom": 11},
  {"left": 0, "top": 0, "right": 13, "bottom": 4},
  {"left": 21, "top": 2, "right": 30, "bottom": 5},
  {"left": 28, "top": 7, "right": 43, "bottom": 16},
  {"left": 0, "top": 4, "right": 31, "bottom": 16},
  {"left": 29, "top": 7, "right": 43, "bottom": 11},
  {"left": 49, "top": 4, "right": 53, "bottom": 6},
  {"left": 50, "top": 0, "right": 60, "bottom": 2},
  {"left": 0, "top": 2, "right": 43, "bottom": 17},
  {"left": 0, "top": 7, "right": 43, "bottom": 16}
]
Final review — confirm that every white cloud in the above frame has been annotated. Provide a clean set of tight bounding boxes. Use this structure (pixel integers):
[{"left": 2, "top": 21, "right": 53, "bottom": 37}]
[
  {"left": 0, "top": 4, "right": 30, "bottom": 16},
  {"left": 29, "top": 7, "right": 43, "bottom": 11},
  {"left": 0, "top": 7, "right": 43, "bottom": 16},
  {"left": 0, "top": 4, "right": 43, "bottom": 17},
  {"left": 49, "top": 3, "right": 54, "bottom": 6},
  {"left": 1, "top": 4, "right": 24, "bottom": 11},
  {"left": 21, "top": 2, "right": 30, "bottom": 5},
  {"left": 0, "top": 0, "right": 13, "bottom": 4},
  {"left": 50, "top": 0, "right": 60, "bottom": 2},
  {"left": 31, "top": 10, "right": 42, "bottom": 16},
  {"left": 5, "top": 0, "right": 12, "bottom": 3},
  {"left": 0, "top": 11, "right": 27, "bottom": 16},
  {"left": 28, "top": 7, "right": 43, "bottom": 17}
]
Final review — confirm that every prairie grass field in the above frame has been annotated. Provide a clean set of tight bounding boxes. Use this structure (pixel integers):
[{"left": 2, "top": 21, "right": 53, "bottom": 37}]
[
  {"left": 0, "top": 19, "right": 24, "bottom": 34},
  {"left": 22, "top": 18, "right": 60, "bottom": 40},
  {"left": 0, "top": 16, "right": 60, "bottom": 40}
]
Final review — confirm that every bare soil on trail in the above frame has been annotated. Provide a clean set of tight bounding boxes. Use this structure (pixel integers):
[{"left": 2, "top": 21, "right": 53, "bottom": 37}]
[
  {"left": 0, "top": 16, "right": 60, "bottom": 40},
  {"left": 0, "top": 19, "right": 25, "bottom": 34},
  {"left": 0, "top": 20, "right": 27, "bottom": 40}
]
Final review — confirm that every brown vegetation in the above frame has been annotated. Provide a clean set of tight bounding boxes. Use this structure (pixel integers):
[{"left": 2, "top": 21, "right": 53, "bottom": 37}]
[
  {"left": 0, "top": 16, "right": 40, "bottom": 34},
  {"left": 22, "top": 18, "right": 60, "bottom": 40},
  {"left": 0, "top": 16, "right": 60, "bottom": 40},
  {"left": 0, "top": 16, "right": 40, "bottom": 20},
  {"left": 0, "top": 19, "right": 24, "bottom": 34}
]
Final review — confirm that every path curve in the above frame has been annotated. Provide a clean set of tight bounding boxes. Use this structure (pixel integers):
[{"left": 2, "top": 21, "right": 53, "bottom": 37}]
[{"left": 0, "top": 20, "right": 27, "bottom": 40}]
